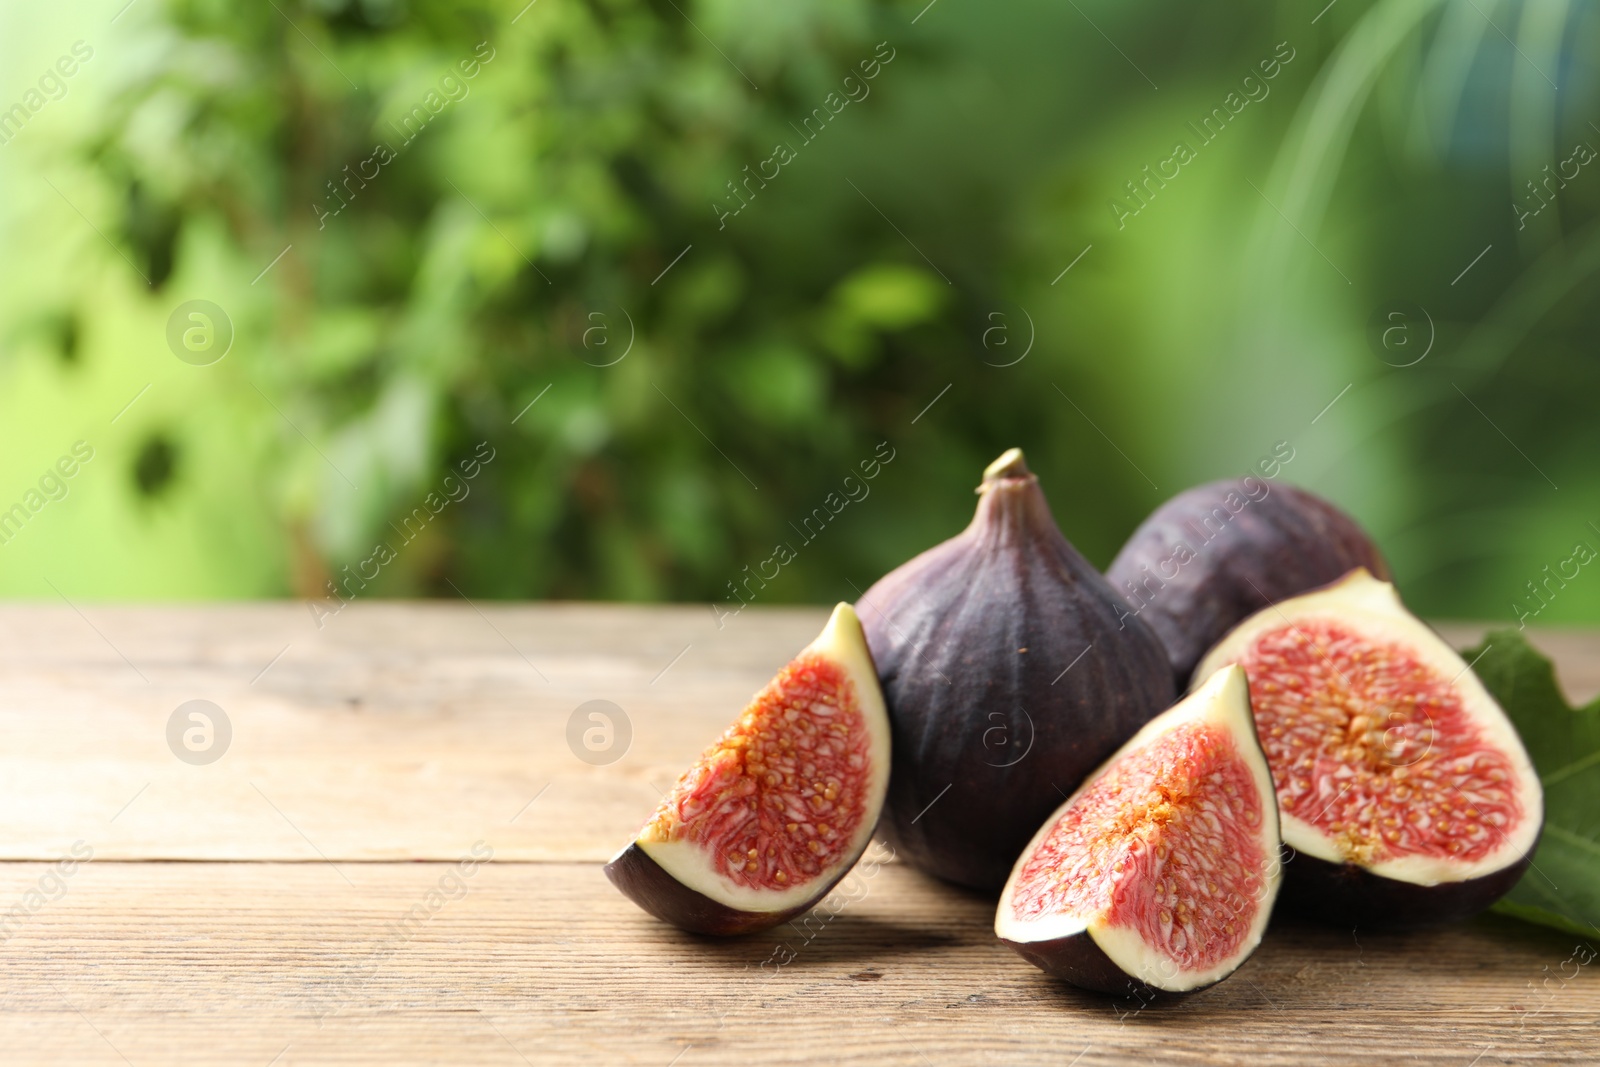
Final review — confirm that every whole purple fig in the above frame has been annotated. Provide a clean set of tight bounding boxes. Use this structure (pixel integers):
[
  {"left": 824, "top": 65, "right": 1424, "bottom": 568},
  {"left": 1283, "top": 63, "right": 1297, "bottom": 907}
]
[
  {"left": 857, "top": 449, "right": 1175, "bottom": 890},
  {"left": 1107, "top": 479, "right": 1389, "bottom": 687}
]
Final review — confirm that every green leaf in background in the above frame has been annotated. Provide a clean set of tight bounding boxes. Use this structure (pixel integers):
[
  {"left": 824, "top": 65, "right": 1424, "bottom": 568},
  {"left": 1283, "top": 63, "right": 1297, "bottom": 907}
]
[{"left": 1465, "top": 631, "right": 1600, "bottom": 939}]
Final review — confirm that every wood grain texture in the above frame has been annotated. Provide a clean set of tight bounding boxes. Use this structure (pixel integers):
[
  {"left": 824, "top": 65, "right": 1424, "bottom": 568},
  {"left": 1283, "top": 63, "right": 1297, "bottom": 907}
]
[
  {"left": 0, "top": 604, "right": 1595, "bottom": 1064},
  {"left": 0, "top": 861, "right": 1593, "bottom": 1066},
  {"left": 0, "top": 602, "right": 828, "bottom": 861},
  {"left": 0, "top": 606, "right": 1588, "bottom": 863}
]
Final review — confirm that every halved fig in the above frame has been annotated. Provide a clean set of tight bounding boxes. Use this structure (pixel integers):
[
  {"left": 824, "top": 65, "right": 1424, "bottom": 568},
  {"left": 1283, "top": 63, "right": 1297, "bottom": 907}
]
[
  {"left": 996, "top": 666, "right": 1282, "bottom": 997},
  {"left": 605, "top": 603, "right": 890, "bottom": 935},
  {"left": 1194, "top": 569, "right": 1544, "bottom": 927}
]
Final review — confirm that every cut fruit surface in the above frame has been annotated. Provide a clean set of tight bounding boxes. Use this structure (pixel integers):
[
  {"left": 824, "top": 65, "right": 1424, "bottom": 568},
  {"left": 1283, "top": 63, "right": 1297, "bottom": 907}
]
[
  {"left": 641, "top": 650, "right": 876, "bottom": 897},
  {"left": 996, "top": 666, "right": 1281, "bottom": 996},
  {"left": 1195, "top": 569, "right": 1543, "bottom": 924},
  {"left": 606, "top": 603, "right": 890, "bottom": 934}
]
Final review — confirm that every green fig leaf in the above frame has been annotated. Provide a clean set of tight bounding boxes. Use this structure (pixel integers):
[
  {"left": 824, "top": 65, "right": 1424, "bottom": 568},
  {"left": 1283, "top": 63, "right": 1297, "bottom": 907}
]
[{"left": 1463, "top": 630, "right": 1600, "bottom": 938}]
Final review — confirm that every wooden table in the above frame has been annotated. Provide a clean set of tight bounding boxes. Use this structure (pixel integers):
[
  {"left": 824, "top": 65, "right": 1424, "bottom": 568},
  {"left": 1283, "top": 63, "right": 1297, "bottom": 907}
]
[{"left": 0, "top": 603, "right": 1595, "bottom": 1065}]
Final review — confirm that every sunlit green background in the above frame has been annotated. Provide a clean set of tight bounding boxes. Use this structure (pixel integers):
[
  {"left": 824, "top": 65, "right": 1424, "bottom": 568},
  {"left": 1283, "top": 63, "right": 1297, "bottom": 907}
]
[{"left": 2, "top": 0, "right": 1597, "bottom": 625}]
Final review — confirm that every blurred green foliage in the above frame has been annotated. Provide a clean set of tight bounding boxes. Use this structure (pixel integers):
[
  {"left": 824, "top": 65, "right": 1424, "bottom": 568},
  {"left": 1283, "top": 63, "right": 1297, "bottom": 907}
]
[{"left": 1, "top": 0, "right": 1599, "bottom": 624}]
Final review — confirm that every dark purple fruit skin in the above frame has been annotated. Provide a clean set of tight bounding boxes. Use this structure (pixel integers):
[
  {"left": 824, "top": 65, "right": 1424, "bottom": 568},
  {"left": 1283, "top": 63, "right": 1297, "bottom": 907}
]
[
  {"left": 999, "top": 932, "right": 1219, "bottom": 1000},
  {"left": 859, "top": 455, "right": 1175, "bottom": 891},
  {"left": 1279, "top": 829, "right": 1540, "bottom": 929},
  {"left": 604, "top": 843, "right": 839, "bottom": 936},
  {"left": 1107, "top": 480, "right": 1389, "bottom": 687}
]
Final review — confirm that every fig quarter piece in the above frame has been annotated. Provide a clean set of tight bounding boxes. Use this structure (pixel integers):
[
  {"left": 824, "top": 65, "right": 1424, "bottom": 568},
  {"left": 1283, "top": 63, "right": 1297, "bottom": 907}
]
[
  {"left": 1195, "top": 569, "right": 1544, "bottom": 927},
  {"left": 996, "top": 666, "right": 1283, "bottom": 997},
  {"left": 605, "top": 603, "right": 891, "bottom": 935}
]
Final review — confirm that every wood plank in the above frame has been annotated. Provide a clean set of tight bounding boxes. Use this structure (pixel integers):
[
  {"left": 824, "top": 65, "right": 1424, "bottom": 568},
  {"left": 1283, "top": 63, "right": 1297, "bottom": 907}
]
[
  {"left": 0, "top": 603, "right": 827, "bottom": 861},
  {"left": 0, "top": 605, "right": 1593, "bottom": 862},
  {"left": 0, "top": 861, "right": 1592, "bottom": 1065}
]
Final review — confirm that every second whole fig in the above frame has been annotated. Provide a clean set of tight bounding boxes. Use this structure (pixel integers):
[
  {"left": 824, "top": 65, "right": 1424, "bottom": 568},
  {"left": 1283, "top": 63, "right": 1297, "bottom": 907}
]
[{"left": 1107, "top": 478, "right": 1389, "bottom": 686}]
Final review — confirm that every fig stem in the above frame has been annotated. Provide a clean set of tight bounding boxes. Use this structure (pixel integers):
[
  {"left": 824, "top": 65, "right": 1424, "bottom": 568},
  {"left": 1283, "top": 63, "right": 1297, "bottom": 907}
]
[{"left": 980, "top": 448, "right": 1032, "bottom": 489}]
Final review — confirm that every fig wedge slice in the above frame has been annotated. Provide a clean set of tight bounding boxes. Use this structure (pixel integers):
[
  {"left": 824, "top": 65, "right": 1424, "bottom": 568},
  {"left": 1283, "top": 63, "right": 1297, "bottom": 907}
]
[
  {"left": 1195, "top": 568, "right": 1544, "bottom": 926},
  {"left": 996, "top": 666, "right": 1282, "bottom": 996},
  {"left": 606, "top": 603, "right": 890, "bottom": 935}
]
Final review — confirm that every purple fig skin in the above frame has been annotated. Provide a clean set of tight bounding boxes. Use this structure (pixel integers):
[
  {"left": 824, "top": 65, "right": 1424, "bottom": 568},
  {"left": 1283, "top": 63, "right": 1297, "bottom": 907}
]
[
  {"left": 1277, "top": 835, "right": 1540, "bottom": 929},
  {"left": 999, "top": 932, "right": 1219, "bottom": 1001},
  {"left": 604, "top": 843, "right": 844, "bottom": 936},
  {"left": 1107, "top": 480, "right": 1389, "bottom": 686},
  {"left": 858, "top": 450, "right": 1175, "bottom": 891}
]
